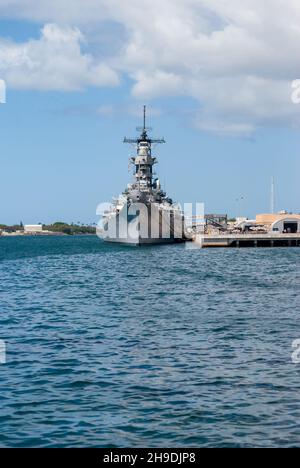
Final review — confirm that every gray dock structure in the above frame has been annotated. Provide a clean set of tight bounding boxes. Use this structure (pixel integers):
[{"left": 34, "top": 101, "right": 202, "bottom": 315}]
[{"left": 194, "top": 233, "right": 300, "bottom": 248}]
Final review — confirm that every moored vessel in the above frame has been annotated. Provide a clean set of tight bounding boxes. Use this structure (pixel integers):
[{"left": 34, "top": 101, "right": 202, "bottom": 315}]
[{"left": 102, "top": 107, "right": 186, "bottom": 245}]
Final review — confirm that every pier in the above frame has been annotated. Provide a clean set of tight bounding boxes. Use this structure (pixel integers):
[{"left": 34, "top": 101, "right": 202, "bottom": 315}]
[{"left": 194, "top": 233, "right": 300, "bottom": 248}]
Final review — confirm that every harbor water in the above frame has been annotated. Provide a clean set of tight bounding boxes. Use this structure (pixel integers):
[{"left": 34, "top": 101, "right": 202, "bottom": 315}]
[{"left": 0, "top": 236, "right": 300, "bottom": 447}]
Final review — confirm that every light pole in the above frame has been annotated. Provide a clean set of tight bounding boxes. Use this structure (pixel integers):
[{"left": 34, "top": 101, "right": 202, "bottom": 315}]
[{"left": 236, "top": 196, "right": 244, "bottom": 219}]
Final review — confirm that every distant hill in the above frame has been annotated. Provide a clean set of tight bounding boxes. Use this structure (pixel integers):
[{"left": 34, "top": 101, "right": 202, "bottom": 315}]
[
  {"left": 0, "top": 222, "right": 96, "bottom": 235},
  {"left": 43, "top": 222, "right": 96, "bottom": 235}
]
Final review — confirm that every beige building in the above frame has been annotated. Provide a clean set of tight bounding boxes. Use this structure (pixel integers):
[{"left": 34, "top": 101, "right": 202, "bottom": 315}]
[{"left": 256, "top": 213, "right": 300, "bottom": 233}]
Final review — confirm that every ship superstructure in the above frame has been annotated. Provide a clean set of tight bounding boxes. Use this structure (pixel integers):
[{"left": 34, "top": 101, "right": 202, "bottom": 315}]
[{"left": 102, "top": 106, "right": 186, "bottom": 245}]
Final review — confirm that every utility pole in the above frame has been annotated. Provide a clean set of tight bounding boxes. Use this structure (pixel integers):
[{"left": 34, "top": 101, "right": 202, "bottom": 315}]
[{"left": 236, "top": 196, "right": 244, "bottom": 219}]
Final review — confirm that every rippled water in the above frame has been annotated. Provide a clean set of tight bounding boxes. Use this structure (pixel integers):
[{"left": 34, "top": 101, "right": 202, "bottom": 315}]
[{"left": 0, "top": 236, "right": 300, "bottom": 447}]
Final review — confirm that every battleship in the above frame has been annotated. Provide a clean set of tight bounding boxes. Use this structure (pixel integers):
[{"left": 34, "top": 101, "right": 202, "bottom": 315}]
[{"left": 102, "top": 106, "right": 187, "bottom": 245}]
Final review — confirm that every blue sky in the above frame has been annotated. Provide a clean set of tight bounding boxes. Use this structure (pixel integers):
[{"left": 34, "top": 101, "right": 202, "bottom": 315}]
[{"left": 0, "top": 2, "right": 299, "bottom": 225}]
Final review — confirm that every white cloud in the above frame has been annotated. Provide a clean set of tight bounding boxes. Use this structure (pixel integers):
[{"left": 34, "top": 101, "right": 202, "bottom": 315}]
[
  {"left": 131, "top": 71, "right": 184, "bottom": 99},
  {"left": 0, "top": 23, "right": 119, "bottom": 91},
  {"left": 0, "top": 0, "right": 300, "bottom": 134},
  {"left": 0, "top": 78, "right": 6, "bottom": 103}
]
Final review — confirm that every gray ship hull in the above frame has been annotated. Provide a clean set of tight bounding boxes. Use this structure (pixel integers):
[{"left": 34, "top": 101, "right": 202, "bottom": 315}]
[
  {"left": 103, "top": 203, "right": 185, "bottom": 246},
  {"left": 104, "top": 237, "right": 179, "bottom": 246}
]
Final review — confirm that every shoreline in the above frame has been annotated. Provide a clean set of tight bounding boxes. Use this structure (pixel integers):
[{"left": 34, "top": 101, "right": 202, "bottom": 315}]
[{"left": 0, "top": 232, "right": 96, "bottom": 237}]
